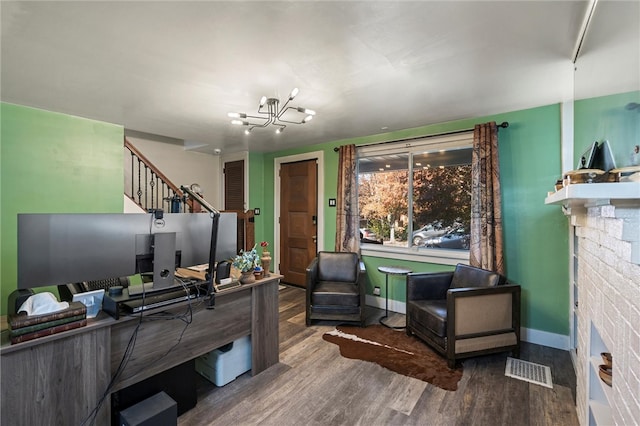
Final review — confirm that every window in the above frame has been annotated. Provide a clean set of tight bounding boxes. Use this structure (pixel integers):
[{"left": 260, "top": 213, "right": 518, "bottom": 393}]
[{"left": 357, "top": 132, "right": 473, "bottom": 260}]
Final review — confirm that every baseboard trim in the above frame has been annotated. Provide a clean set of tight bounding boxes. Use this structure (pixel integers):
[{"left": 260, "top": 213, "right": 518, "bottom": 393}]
[
  {"left": 366, "top": 295, "right": 406, "bottom": 314},
  {"left": 365, "top": 296, "right": 570, "bottom": 350},
  {"left": 520, "top": 327, "right": 570, "bottom": 350}
]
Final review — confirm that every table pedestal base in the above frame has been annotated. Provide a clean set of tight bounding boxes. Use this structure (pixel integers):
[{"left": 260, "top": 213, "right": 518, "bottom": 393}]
[{"left": 377, "top": 265, "right": 412, "bottom": 330}]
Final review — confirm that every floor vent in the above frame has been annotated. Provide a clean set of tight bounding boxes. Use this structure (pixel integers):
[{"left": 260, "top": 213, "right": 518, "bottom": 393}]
[{"left": 505, "top": 357, "right": 553, "bottom": 388}]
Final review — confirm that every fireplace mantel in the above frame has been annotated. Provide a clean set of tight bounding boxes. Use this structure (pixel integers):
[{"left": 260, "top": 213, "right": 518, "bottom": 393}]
[
  {"left": 546, "top": 181, "right": 640, "bottom": 265},
  {"left": 545, "top": 182, "right": 640, "bottom": 215}
]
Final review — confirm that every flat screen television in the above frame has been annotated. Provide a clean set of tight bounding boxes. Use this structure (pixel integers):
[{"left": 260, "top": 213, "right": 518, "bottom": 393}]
[{"left": 17, "top": 212, "right": 237, "bottom": 290}]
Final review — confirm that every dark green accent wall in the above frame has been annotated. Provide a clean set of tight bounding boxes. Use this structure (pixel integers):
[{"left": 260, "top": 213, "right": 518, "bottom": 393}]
[
  {"left": 253, "top": 104, "right": 570, "bottom": 336},
  {"left": 1, "top": 103, "right": 124, "bottom": 315},
  {"left": 575, "top": 91, "right": 640, "bottom": 168}
]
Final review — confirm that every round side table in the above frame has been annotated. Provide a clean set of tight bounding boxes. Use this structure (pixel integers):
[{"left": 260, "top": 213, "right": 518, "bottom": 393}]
[{"left": 377, "top": 265, "right": 412, "bottom": 329}]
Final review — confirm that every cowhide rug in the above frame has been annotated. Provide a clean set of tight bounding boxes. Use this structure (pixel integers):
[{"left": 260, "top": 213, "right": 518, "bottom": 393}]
[{"left": 322, "top": 325, "right": 463, "bottom": 391}]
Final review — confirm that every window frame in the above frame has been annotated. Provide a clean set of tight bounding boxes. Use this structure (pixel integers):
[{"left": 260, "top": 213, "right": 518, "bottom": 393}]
[{"left": 357, "top": 131, "right": 473, "bottom": 265}]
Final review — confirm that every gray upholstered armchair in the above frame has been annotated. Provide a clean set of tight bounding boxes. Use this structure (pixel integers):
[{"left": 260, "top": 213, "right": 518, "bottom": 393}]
[
  {"left": 406, "top": 263, "right": 520, "bottom": 368},
  {"left": 306, "top": 251, "right": 366, "bottom": 326}
]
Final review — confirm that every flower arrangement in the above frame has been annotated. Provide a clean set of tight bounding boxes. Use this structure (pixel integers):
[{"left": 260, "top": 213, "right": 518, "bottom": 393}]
[{"left": 232, "top": 244, "right": 260, "bottom": 272}]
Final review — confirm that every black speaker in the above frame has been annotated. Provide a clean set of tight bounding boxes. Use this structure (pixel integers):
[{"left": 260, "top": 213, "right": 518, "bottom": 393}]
[
  {"left": 112, "top": 360, "right": 195, "bottom": 425},
  {"left": 215, "top": 261, "right": 231, "bottom": 284},
  {"left": 119, "top": 391, "right": 177, "bottom": 426}
]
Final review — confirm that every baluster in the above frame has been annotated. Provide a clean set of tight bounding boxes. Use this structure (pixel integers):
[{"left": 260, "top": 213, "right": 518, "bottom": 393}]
[
  {"left": 137, "top": 157, "right": 143, "bottom": 207},
  {"left": 130, "top": 150, "right": 135, "bottom": 201},
  {"left": 144, "top": 164, "right": 149, "bottom": 211}
]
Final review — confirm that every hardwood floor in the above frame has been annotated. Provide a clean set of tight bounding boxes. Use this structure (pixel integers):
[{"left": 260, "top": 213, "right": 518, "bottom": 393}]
[{"left": 179, "top": 285, "right": 578, "bottom": 426}]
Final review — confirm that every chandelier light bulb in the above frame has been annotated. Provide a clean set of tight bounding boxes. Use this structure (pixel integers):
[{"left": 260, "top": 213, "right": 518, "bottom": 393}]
[
  {"left": 244, "top": 129, "right": 251, "bottom": 135},
  {"left": 289, "top": 87, "right": 299, "bottom": 100},
  {"left": 275, "top": 128, "right": 283, "bottom": 134},
  {"left": 259, "top": 96, "right": 267, "bottom": 107},
  {"left": 231, "top": 120, "right": 243, "bottom": 125},
  {"left": 228, "top": 112, "right": 239, "bottom": 118},
  {"left": 303, "top": 115, "right": 313, "bottom": 123}
]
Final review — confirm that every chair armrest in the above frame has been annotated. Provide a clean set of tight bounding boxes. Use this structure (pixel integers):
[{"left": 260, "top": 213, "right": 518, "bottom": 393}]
[
  {"left": 406, "top": 271, "right": 454, "bottom": 301},
  {"left": 357, "top": 261, "right": 367, "bottom": 289},
  {"left": 306, "top": 257, "right": 319, "bottom": 291},
  {"left": 358, "top": 261, "right": 367, "bottom": 308},
  {"left": 447, "top": 284, "right": 521, "bottom": 336},
  {"left": 447, "top": 283, "right": 520, "bottom": 298}
]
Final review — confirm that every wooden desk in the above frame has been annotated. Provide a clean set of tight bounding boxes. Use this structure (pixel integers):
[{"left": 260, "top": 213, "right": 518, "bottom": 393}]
[{"left": 0, "top": 275, "right": 281, "bottom": 426}]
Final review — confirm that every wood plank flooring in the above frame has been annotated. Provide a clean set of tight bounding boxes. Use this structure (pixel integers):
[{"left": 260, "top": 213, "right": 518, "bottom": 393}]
[{"left": 179, "top": 285, "right": 578, "bottom": 426}]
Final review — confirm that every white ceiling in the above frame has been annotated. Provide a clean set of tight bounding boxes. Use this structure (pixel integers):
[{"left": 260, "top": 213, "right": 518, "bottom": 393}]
[{"left": 0, "top": 1, "right": 635, "bottom": 155}]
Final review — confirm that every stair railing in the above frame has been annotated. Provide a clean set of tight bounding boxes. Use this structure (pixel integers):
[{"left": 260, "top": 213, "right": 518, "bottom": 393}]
[
  {"left": 124, "top": 138, "right": 255, "bottom": 253},
  {"left": 124, "top": 138, "right": 195, "bottom": 213}
]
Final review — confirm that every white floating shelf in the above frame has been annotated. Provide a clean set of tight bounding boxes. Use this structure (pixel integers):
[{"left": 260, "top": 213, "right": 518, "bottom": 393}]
[{"left": 545, "top": 182, "right": 640, "bottom": 210}]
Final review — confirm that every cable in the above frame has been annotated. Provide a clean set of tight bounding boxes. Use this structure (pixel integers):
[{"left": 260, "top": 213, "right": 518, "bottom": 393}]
[
  {"left": 81, "top": 281, "right": 197, "bottom": 425},
  {"left": 80, "top": 313, "right": 143, "bottom": 426}
]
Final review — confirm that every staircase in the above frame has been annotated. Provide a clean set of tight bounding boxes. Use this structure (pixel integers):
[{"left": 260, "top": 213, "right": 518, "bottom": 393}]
[
  {"left": 124, "top": 138, "right": 255, "bottom": 251},
  {"left": 124, "top": 138, "right": 194, "bottom": 213}
]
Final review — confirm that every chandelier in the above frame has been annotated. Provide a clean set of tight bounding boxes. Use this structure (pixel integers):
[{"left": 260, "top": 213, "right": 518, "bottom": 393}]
[{"left": 228, "top": 88, "right": 316, "bottom": 135}]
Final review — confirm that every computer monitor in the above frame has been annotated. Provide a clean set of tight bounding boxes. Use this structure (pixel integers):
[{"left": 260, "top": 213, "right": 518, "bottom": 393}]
[
  {"left": 17, "top": 212, "right": 237, "bottom": 290},
  {"left": 18, "top": 213, "right": 147, "bottom": 289}
]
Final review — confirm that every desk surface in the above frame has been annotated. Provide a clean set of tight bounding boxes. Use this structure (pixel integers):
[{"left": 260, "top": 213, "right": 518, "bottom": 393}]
[
  {"left": 1, "top": 275, "right": 282, "bottom": 426},
  {"left": 0, "top": 275, "right": 281, "bottom": 354}
]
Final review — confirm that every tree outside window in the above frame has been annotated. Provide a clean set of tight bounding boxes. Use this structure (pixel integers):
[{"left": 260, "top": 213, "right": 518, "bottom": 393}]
[{"left": 358, "top": 145, "right": 472, "bottom": 251}]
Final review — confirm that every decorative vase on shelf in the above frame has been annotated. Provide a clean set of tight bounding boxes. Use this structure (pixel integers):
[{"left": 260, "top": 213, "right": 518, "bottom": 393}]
[
  {"left": 240, "top": 269, "right": 256, "bottom": 284},
  {"left": 261, "top": 251, "right": 271, "bottom": 277}
]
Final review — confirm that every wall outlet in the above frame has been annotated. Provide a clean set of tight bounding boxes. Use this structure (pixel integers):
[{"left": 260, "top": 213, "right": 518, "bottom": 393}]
[{"left": 373, "top": 286, "right": 381, "bottom": 296}]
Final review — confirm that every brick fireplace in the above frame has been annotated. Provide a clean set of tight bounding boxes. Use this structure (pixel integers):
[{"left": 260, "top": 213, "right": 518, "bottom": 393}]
[{"left": 547, "top": 182, "right": 640, "bottom": 425}]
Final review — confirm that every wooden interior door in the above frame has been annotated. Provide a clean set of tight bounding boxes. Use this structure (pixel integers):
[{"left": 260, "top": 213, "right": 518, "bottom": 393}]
[
  {"left": 224, "top": 159, "right": 246, "bottom": 253},
  {"left": 279, "top": 159, "right": 318, "bottom": 287}
]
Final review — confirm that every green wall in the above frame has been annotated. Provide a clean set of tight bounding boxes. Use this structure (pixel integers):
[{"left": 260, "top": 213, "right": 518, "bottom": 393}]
[
  {"left": 574, "top": 91, "right": 640, "bottom": 168},
  {"left": 0, "top": 101, "right": 571, "bottom": 336},
  {"left": 253, "top": 104, "right": 570, "bottom": 336},
  {"left": 1, "top": 103, "right": 124, "bottom": 315}
]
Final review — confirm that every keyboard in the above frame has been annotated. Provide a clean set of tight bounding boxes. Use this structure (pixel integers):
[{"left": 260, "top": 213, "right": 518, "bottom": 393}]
[
  {"left": 122, "top": 289, "right": 197, "bottom": 313},
  {"left": 86, "top": 276, "right": 127, "bottom": 291}
]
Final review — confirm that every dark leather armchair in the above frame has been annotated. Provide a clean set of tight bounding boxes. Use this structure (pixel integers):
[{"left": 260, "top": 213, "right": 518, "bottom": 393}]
[
  {"left": 306, "top": 251, "right": 366, "bottom": 326},
  {"left": 406, "top": 263, "right": 520, "bottom": 368}
]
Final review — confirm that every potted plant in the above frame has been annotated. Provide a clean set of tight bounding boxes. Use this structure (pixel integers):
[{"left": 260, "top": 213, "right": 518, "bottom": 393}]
[{"left": 232, "top": 244, "right": 260, "bottom": 283}]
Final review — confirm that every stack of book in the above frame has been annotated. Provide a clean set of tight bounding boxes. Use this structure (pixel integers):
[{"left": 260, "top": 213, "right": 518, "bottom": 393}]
[{"left": 8, "top": 301, "right": 88, "bottom": 344}]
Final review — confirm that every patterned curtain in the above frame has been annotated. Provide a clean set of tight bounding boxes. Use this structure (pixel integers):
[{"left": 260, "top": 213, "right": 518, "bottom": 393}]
[
  {"left": 335, "top": 144, "right": 360, "bottom": 253},
  {"left": 469, "top": 122, "right": 504, "bottom": 274}
]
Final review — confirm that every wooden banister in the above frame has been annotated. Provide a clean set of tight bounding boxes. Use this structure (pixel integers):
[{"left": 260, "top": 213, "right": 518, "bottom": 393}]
[{"left": 124, "top": 137, "right": 195, "bottom": 212}]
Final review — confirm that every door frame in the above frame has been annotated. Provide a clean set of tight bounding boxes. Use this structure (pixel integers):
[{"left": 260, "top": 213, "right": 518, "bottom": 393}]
[{"left": 274, "top": 151, "right": 325, "bottom": 276}]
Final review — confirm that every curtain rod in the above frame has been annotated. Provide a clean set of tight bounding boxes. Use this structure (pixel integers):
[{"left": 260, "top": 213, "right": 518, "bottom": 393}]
[{"left": 333, "top": 121, "right": 509, "bottom": 152}]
